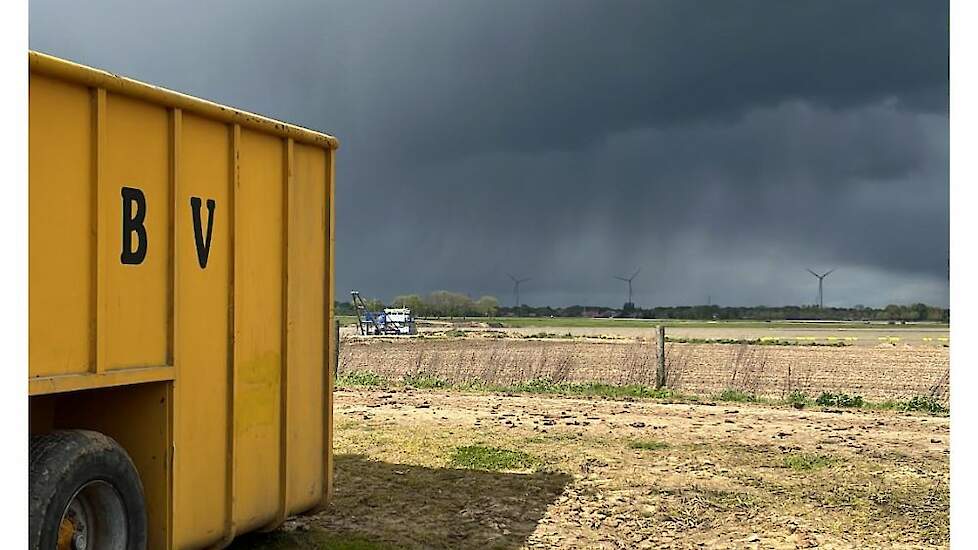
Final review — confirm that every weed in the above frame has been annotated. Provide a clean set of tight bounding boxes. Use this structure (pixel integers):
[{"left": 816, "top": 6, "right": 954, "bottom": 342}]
[
  {"left": 815, "top": 392, "right": 864, "bottom": 408},
  {"left": 925, "top": 368, "right": 950, "bottom": 407},
  {"left": 659, "top": 492, "right": 712, "bottom": 530},
  {"left": 718, "top": 389, "right": 756, "bottom": 402},
  {"left": 511, "top": 380, "right": 677, "bottom": 400},
  {"left": 402, "top": 373, "right": 447, "bottom": 389},
  {"left": 337, "top": 371, "right": 384, "bottom": 387},
  {"left": 902, "top": 395, "right": 949, "bottom": 415},
  {"left": 629, "top": 440, "right": 669, "bottom": 451},
  {"left": 727, "top": 344, "right": 769, "bottom": 395},
  {"left": 785, "top": 391, "right": 809, "bottom": 407},
  {"left": 656, "top": 486, "right": 760, "bottom": 530},
  {"left": 449, "top": 445, "right": 536, "bottom": 471},
  {"left": 782, "top": 453, "right": 835, "bottom": 470},
  {"left": 781, "top": 364, "right": 814, "bottom": 401}
]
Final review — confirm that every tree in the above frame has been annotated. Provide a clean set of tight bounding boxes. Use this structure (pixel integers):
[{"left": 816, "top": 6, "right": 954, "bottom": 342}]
[
  {"left": 447, "top": 292, "right": 474, "bottom": 318},
  {"left": 427, "top": 291, "right": 452, "bottom": 317},
  {"left": 391, "top": 294, "right": 425, "bottom": 316},
  {"left": 474, "top": 296, "right": 499, "bottom": 317},
  {"left": 911, "top": 303, "right": 929, "bottom": 322}
]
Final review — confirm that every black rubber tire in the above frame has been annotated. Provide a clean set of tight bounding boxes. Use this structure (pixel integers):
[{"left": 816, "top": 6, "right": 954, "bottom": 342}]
[{"left": 29, "top": 429, "right": 148, "bottom": 550}]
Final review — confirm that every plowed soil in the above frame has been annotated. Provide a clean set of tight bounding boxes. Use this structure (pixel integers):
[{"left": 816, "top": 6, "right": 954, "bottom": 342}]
[{"left": 340, "top": 337, "right": 948, "bottom": 402}]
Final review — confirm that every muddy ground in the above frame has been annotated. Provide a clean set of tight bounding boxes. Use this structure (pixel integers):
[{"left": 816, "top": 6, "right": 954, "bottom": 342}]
[{"left": 233, "top": 388, "right": 949, "bottom": 550}]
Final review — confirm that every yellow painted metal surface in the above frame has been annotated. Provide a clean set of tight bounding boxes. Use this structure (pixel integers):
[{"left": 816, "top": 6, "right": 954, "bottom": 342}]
[
  {"left": 101, "top": 93, "right": 172, "bottom": 371},
  {"left": 29, "top": 73, "right": 94, "bottom": 377},
  {"left": 29, "top": 51, "right": 336, "bottom": 549},
  {"left": 172, "top": 112, "right": 232, "bottom": 546},
  {"left": 287, "top": 143, "right": 328, "bottom": 514}
]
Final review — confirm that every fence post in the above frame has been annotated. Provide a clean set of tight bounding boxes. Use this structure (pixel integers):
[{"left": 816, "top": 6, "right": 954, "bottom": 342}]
[
  {"left": 333, "top": 318, "right": 341, "bottom": 380},
  {"left": 656, "top": 325, "right": 666, "bottom": 389}
]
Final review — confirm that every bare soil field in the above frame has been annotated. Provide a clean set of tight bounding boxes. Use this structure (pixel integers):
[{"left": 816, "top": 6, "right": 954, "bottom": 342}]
[
  {"left": 338, "top": 321, "right": 949, "bottom": 349},
  {"left": 232, "top": 388, "right": 949, "bottom": 549},
  {"left": 339, "top": 337, "right": 948, "bottom": 403},
  {"left": 492, "top": 326, "right": 948, "bottom": 349}
]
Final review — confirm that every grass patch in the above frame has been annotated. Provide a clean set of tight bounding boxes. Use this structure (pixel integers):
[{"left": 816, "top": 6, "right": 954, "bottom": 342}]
[
  {"left": 902, "top": 395, "right": 949, "bottom": 415},
  {"left": 510, "top": 379, "right": 677, "bottom": 399},
  {"left": 401, "top": 373, "right": 448, "bottom": 389},
  {"left": 782, "top": 453, "right": 835, "bottom": 470},
  {"left": 785, "top": 391, "right": 809, "bottom": 407},
  {"left": 629, "top": 439, "right": 669, "bottom": 451},
  {"left": 336, "top": 371, "right": 384, "bottom": 387},
  {"left": 815, "top": 392, "right": 864, "bottom": 408},
  {"left": 718, "top": 389, "right": 756, "bottom": 402},
  {"left": 449, "top": 445, "right": 537, "bottom": 471}
]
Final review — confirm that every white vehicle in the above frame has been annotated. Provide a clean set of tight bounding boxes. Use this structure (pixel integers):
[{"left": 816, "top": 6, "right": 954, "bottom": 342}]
[{"left": 383, "top": 308, "right": 418, "bottom": 335}]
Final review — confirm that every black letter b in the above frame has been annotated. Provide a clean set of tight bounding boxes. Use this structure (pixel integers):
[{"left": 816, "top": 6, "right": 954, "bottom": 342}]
[{"left": 120, "top": 186, "right": 148, "bottom": 265}]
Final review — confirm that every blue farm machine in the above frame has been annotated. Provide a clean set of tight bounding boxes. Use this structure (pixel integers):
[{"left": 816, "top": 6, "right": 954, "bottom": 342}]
[{"left": 351, "top": 290, "right": 417, "bottom": 335}]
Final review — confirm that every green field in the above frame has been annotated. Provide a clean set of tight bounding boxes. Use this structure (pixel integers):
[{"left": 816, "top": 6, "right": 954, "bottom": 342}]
[{"left": 465, "top": 317, "right": 946, "bottom": 330}]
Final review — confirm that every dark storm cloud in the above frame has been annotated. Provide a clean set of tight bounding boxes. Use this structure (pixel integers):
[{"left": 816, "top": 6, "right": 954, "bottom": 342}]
[
  {"left": 29, "top": 0, "right": 949, "bottom": 307},
  {"left": 339, "top": 0, "right": 948, "bottom": 158}
]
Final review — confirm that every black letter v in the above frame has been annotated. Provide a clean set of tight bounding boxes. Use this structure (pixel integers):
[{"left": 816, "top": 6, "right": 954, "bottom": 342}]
[{"left": 191, "top": 197, "right": 216, "bottom": 269}]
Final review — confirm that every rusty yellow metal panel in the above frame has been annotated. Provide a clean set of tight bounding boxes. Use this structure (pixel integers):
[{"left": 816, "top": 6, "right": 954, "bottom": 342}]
[
  {"left": 325, "top": 148, "right": 336, "bottom": 503},
  {"left": 172, "top": 112, "right": 232, "bottom": 549},
  {"left": 100, "top": 93, "right": 171, "bottom": 370},
  {"left": 286, "top": 143, "right": 327, "bottom": 512},
  {"left": 29, "top": 51, "right": 335, "bottom": 549},
  {"left": 233, "top": 128, "right": 285, "bottom": 533},
  {"left": 29, "top": 51, "right": 338, "bottom": 151},
  {"left": 53, "top": 382, "right": 173, "bottom": 550},
  {"left": 28, "top": 74, "right": 94, "bottom": 377}
]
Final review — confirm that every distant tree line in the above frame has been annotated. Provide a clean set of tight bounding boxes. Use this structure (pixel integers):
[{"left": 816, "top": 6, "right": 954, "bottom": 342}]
[
  {"left": 490, "top": 303, "right": 949, "bottom": 323},
  {"left": 336, "top": 294, "right": 948, "bottom": 323}
]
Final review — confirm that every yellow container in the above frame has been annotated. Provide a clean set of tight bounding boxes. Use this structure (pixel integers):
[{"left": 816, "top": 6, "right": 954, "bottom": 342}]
[{"left": 28, "top": 51, "right": 336, "bottom": 549}]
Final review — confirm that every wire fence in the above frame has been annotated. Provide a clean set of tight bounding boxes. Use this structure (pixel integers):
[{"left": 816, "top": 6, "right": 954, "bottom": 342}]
[{"left": 336, "top": 329, "right": 949, "bottom": 405}]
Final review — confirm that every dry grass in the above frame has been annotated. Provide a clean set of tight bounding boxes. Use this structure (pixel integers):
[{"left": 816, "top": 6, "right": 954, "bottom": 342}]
[
  {"left": 339, "top": 337, "right": 949, "bottom": 403},
  {"left": 725, "top": 343, "right": 770, "bottom": 396}
]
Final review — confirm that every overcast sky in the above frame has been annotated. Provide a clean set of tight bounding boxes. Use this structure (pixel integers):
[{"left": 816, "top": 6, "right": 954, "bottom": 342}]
[{"left": 30, "top": 0, "right": 949, "bottom": 308}]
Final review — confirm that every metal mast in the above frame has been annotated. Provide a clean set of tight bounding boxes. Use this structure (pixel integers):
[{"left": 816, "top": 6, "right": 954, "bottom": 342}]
[{"left": 806, "top": 268, "right": 835, "bottom": 309}]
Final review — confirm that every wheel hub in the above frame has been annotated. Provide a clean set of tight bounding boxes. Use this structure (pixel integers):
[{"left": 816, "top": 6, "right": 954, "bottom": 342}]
[{"left": 58, "top": 480, "right": 127, "bottom": 550}]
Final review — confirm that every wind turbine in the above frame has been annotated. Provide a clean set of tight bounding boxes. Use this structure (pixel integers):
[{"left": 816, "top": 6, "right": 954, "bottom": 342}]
[
  {"left": 614, "top": 268, "right": 641, "bottom": 307},
  {"left": 507, "top": 274, "right": 531, "bottom": 310},
  {"left": 806, "top": 268, "right": 835, "bottom": 309}
]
